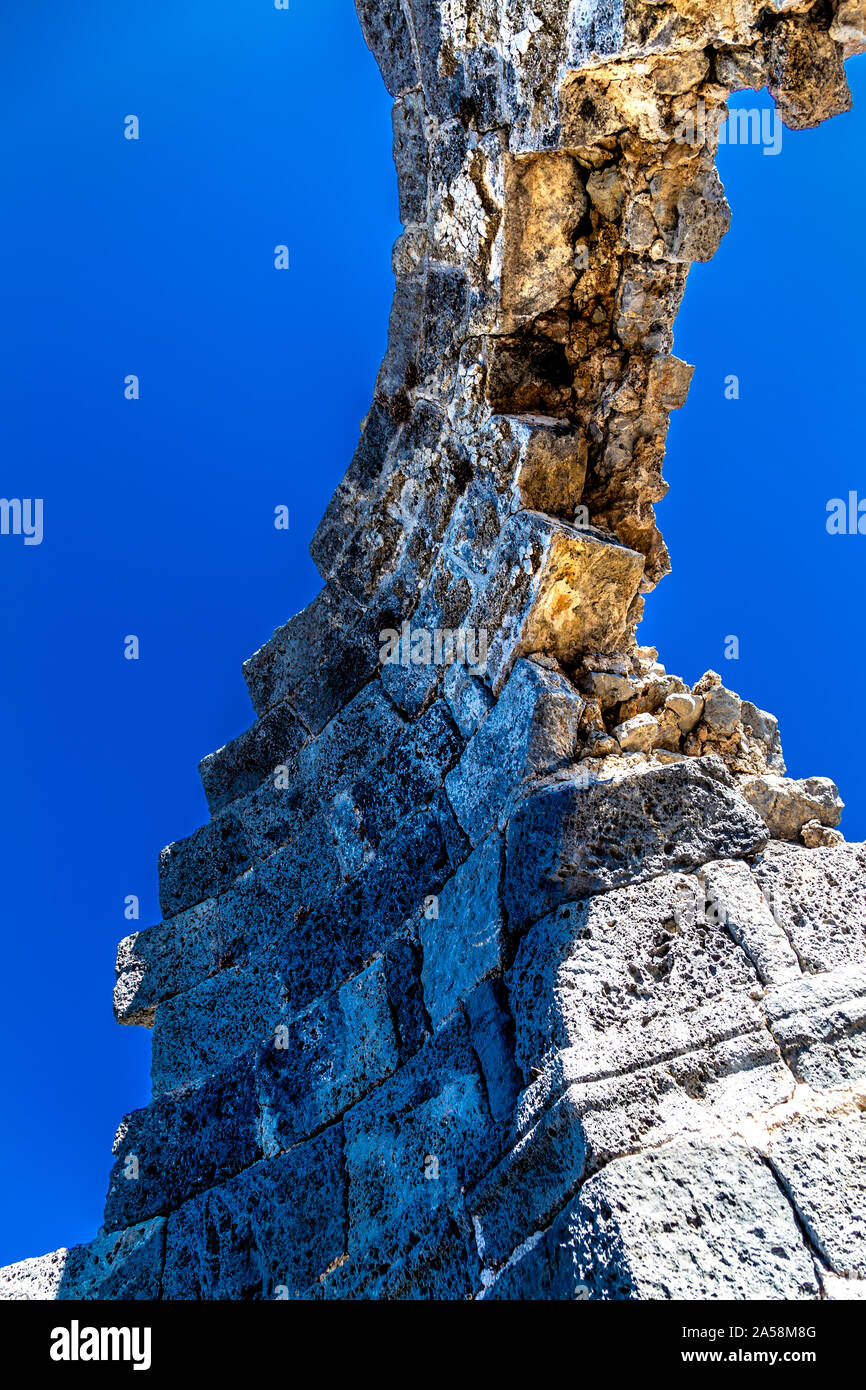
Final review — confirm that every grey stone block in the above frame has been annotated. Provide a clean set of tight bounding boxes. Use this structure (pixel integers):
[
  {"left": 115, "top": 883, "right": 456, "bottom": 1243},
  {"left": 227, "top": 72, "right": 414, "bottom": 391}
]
[
  {"left": 752, "top": 842, "right": 866, "bottom": 973},
  {"left": 242, "top": 582, "right": 380, "bottom": 731},
  {"left": 104, "top": 1057, "right": 260, "bottom": 1232},
  {"left": 489, "top": 1140, "right": 819, "bottom": 1300},
  {"left": 470, "top": 1091, "right": 587, "bottom": 1271},
  {"left": 464, "top": 976, "right": 523, "bottom": 1126},
  {"left": 420, "top": 832, "right": 504, "bottom": 1028},
  {"left": 355, "top": 0, "right": 419, "bottom": 98},
  {"left": 151, "top": 965, "right": 286, "bottom": 1093},
  {"left": 443, "top": 659, "right": 494, "bottom": 739},
  {"left": 258, "top": 958, "right": 400, "bottom": 1153},
  {"left": 769, "top": 1112, "right": 866, "bottom": 1278},
  {"left": 445, "top": 657, "right": 584, "bottom": 845},
  {"left": 504, "top": 761, "right": 768, "bottom": 933},
  {"left": 343, "top": 1016, "right": 498, "bottom": 1254},
  {"left": 0, "top": 1219, "right": 166, "bottom": 1302},
  {"left": 162, "top": 1128, "right": 345, "bottom": 1300},
  {"left": 115, "top": 898, "right": 222, "bottom": 1027},
  {"left": 762, "top": 963, "right": 866, "bottom": 1089},
  {"left": 701, "top": 858, "right": 801, "bottom": 986},
  {"left": 329, "top": 698, "right": 463, "bottom": 863},
  {"left": 322, "top": 1206, "right": 479, "bottom": 1301},
  {"left": 198, "top": 700, "right": 308, "bottom": 816},
  {"left": 507, "top": 872, "right": 763, "bottom": 1076}
]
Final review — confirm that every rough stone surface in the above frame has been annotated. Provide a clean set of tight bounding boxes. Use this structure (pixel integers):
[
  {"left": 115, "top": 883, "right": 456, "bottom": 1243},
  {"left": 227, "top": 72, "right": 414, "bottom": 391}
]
[
  {"left": 486, "top": 1141, "right": 820, "bottom": 1301},
  {"left": 4, "top": 0, "right": 864, "bottom": 1304},
  {"left": 742, "top": 774, "right": 844, "bottom": 843},
  {"left": 503, "top": 760, "right": 768, "bottom": 931}
]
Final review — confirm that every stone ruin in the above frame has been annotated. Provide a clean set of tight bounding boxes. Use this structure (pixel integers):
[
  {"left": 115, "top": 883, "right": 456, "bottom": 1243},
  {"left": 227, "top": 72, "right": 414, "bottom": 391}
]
[{"left": 2, "top": 0, "right": 865, "bottom": 1301}]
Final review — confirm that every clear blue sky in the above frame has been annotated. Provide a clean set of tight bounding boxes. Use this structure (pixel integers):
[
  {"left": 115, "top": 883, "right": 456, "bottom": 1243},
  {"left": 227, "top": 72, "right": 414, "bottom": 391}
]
[{"left": 0, "top": 2, "right": 863, "bottom": 1267}]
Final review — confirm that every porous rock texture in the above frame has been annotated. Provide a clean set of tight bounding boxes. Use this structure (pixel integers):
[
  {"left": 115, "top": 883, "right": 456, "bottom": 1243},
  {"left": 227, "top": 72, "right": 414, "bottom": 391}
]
[{"left": 3, "top": 0, "right": 866, "bottom": 1301}]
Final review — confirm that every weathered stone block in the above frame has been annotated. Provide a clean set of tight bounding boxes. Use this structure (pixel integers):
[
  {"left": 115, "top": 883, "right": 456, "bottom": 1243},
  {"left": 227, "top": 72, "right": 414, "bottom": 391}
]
[
  {"left": 162, "top": 1127, "right": 345, "bottom": 1300},
  {"left": 701, "top": 858, "right": 801, "bottom": 986},
  {"left": 420, "top": 832, "right": 504, "bottom": 1029},
  {"left": 242, "top": 582, "right": 379, "bottom": 731},
  {"left": 508, "top": 872, "right": 762, "bottom": 1076},
  {"left": 762, "top": 963, "right": 866, "bottom": 1089},
  {"left": 443, "top": 658, "right": 494, "bottom": 739},
  {"left": 514, "top": 420, "right": 588, "bottom": 520},
  {"left": 198, "top": 701, "right": 307, "bottom": 816},
  {"left": 151, "top": 965, "right": 285, "bottom": 1093},
  {"left": 393, "top": 89, "right": 428, "bottom": 227},
  {"left": 322, "top": 1204, "right": 479, "bottom": 1301},
  {"left": 769, "top": 1112, "right": 866, "bottom": 1278},
  {"left": 464, "top": 976, "right": 523, "bottom": 1126},
  {"left": 752, "top": 843, "right": 866, "bottom": 973},
  {"left": 273, "top": 798, "right": 468, "bottom": 1015},
  {"left": 501, "top": 153, "right": 587, "bottom": 326},
  {"left": 474, "top": 512, "right": 645, "bottom": 695},
  {"left": 258, "top": 958, "right": 400, "bottom": 1154},
  {"left": 0, "top": 1220, "right": 166, "bottom": 1302},
  {"left": 330, "top": 698, "right": 463, "bottom": 864},
  {"left": 486, "top": 1140, "right": 818, "bottom": 1300},
  {"left": 158, "top": 805, "right": 249, "bottom": 919},
  {"left": 343, "top": 1016, "right": 498, "bottom": 1254},
  {"left": 115, "top": 898, "right": 222, "bottom": 1027},
  {"left": 741, "top": 774, "right": 844, "bottom": 843},
  {"left": 470, "top": 1091, "right": 587, "bottom": 1272},
  {"left": 504, "top": 761, "right": 768, "bottom": 933},
  {"left": 445, "top": 657, "right": 584, "bottom": 845},
  {"left": 104, "top": 1057, "right": 260, "bottom": 1231},
  {"left": 355, "top": 0, "right": 418, "bottom": 97}
]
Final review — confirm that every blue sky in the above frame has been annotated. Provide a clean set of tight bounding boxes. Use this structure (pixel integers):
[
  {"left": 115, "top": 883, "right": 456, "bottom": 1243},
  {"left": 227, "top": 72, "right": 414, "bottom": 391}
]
[{"left": 0, "top": 2, "right": 863, "bottom": 1266}]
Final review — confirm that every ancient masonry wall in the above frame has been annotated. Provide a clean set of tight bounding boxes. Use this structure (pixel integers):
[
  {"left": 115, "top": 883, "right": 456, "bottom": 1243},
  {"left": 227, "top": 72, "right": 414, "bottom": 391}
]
[{"left": 2, "top": 0, "right": 865, "bottom": 1300}]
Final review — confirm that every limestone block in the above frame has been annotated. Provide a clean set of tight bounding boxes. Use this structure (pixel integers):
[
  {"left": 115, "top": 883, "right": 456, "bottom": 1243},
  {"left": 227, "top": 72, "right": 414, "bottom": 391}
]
[
  {"left": 420, "top": 832, "right": 504, "bottom": 1028},
  {"left": 486, "top": 1141, "right": 819, "bottom": 1300},
  {"left": 740, "top": 699, "right": 786, "bottom": 772},
  {"left": 329, "top": 698, "right": 463, "bottom": 864},
  {"left": 769, "top": 1112, "right": 866, "bottom": 1278},
  {"left": 768, "top": 15, "right": 852, "bottom": 130},
  {"left": 740, "top": 773, "right": 843, "bottom": 843},
  {"left": 355, "top": 0, "right": 418, "bottom": 97},
  {"left": 611, "top": 711, "right": 659, "bottom": 751},
  {"left": 752, "top": 843, "right": 866, "bottom": 973},
  {"left": 763, "top": 963, "right": 866, "bottom": 1088},
  {"left": 503, "top": 761, "right": 768, "bottom": 932},
  {"left": 445, "top": 657, "right": 584, "bottom": 845},
  {"left": 475, "top": 512, "right": 645, "bottom": 695},
  {"left": 501, "top": 152, "right": 587, "bottom": 326},
  {"left": 469, "top": 1090, "right": 587, "bottom": 1271},
  {"left": 443, "top": 659, "right": 494, "bottom": 739},
  {"left": 322, "top": 1206, "right": 479, "bottom": 1301},
  {"left": 162, "top": 1127, "right": 345, "bottom": 1300},
  {"left": 257, "top": 958, "right": 400, "bottom": 1155}
]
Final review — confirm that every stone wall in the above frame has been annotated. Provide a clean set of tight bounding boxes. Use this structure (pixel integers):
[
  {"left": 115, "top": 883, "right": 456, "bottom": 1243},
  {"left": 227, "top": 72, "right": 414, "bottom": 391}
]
[{"left": 2, "top": 0, "right": 865, "bottom": 1300}]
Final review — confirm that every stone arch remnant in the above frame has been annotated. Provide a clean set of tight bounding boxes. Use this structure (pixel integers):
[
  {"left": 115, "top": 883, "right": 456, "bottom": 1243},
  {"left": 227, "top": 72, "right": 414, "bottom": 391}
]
[{"left": 2, "top": 0, "right": 865, "bottom": 1302}]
